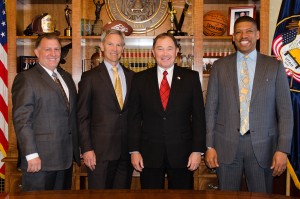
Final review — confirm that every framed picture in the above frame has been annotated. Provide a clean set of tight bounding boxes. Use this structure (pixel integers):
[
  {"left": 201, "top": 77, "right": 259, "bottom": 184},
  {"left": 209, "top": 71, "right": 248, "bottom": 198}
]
[
  {"left": 203, "top": 58, "right": 219, "bottom": 75},
  {"left": 228, "top": 5, "right": 256, "bottom": 35},
  {"left": 18, "top": 56, "right": 38, "bottom": 73}
]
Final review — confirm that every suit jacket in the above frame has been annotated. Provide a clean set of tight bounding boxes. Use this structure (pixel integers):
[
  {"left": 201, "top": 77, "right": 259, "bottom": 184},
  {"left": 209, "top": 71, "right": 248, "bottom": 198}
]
[
  {"left": 128, "top": 65, "right": 206, "bottom": 168},
  {"left": 12, "top": 64, "right": 81, "bottom": 171},
  {"left": 205, "top": 52, "right": 293, "bottom": 168},
  {"left": 77, "top": 62, "right": 134, "bottom": 161}
]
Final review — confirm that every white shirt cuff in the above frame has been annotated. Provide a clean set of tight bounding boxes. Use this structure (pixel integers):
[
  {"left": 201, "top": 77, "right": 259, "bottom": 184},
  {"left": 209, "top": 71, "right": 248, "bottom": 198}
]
[
  {"left": 26, "top": 153, "right": 39, "bottom": 161},
  {"left": 129, "top": 151, "right": 139, "bottom": 154}
]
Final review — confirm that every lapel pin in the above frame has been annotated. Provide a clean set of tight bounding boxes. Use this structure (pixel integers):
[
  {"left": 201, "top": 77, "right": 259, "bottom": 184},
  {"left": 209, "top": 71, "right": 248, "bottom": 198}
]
[{"left": 177, "top": 76, "right": 181, "bottom": 80}]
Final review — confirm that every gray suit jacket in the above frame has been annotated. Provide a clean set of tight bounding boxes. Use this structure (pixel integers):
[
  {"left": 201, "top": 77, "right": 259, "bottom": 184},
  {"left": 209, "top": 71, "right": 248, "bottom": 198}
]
[
  {"left": 77, "top": 62, "right": 134, "bottom": 161},
  {"left": 205, "top": 52, "right": 293, "bottom": 168},
  {"left": 12, "top": 64, "right": 80, "bottom": 171}
]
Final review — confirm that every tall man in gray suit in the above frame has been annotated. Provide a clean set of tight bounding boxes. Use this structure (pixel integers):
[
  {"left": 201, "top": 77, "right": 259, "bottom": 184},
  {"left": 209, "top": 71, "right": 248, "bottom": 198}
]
[
  {"left": 12, "top": 33, "right": 81, "bottom": 191},
  {"left": 205, "top": 16, "right": 293, "bottom": 193},
  {"left": 77, "top": 29, "right": 134, "bottom": 189}
]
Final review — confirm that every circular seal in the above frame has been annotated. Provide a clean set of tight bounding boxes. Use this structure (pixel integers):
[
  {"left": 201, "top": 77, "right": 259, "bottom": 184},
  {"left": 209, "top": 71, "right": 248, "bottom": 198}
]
[{"left": 106, "top": 0, "right": 169, "bottom": 33}]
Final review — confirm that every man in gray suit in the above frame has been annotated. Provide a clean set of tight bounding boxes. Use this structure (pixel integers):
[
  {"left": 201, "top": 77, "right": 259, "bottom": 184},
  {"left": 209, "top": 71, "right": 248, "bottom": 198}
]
[
  {"left": 12, "top": 33, "right": 81, "bottom": 191},
  {"left": 205, "top": 16, "right": 293, "bottom": 193},
  {"left": 77, "top": 29, "right": 134, "bottom": 189}
]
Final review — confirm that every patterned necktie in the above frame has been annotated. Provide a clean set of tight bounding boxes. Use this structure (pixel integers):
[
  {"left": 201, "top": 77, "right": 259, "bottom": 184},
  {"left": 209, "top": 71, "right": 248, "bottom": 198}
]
[
  {"left": 112, "top": 66, "right": 123, "bottom": 109},
  {"left": 52, "top": 72, "right": 70, "bottom": 111},
  {"left": 239, "top": 56, "right": 249, "bottom": 135},
  {"left": 160, "top": 71, "right": 170, "bottom": 111}
]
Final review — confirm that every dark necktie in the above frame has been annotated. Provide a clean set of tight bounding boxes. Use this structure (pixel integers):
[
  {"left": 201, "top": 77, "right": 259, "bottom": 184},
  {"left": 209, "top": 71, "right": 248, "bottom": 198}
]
[
  {"left": 52, "top": 72, "right": 70, "bottom": 111},
  {"left": 160, "top": 71, "right": 170, "bottom": 110}
]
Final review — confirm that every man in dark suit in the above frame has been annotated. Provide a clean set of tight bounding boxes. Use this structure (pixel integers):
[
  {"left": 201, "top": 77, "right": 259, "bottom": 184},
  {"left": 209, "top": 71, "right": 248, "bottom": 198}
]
[
  {"left": 205, "top": 16, "right": 293, "bottom": 193},
  {"left": 12, "top": 33, "right": 81, "bottom": 191},
  {"left": 128, "top": 33, "right": 206, "bottom": 189},
  {"left": 77, "top": 29, "right": 134, "bottom": 189}
]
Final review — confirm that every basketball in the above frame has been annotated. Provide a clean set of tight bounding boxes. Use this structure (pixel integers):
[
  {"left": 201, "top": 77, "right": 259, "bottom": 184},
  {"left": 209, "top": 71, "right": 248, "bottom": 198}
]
[{"left": 203, "top": 11, "right": 227, "bottom": 36}]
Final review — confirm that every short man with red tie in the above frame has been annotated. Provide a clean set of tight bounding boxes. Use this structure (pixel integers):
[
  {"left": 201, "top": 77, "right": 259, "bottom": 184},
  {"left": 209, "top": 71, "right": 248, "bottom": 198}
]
[{"left": 128, "top": 33, "right": 206, "bottom": 189}]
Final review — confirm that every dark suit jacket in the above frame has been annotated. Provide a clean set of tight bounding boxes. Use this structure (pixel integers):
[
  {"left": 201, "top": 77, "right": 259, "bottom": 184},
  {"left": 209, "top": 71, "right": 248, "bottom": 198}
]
[
  {"left": 205, "top": 52, "right": 294, "bottom": 168},
  {"left": 128, "top": 65, "right": 206, "bottom": 168},
  {"left": 12, "top": 64, "right": 81, "bottom": 171},
  {"left": 77, "top": 62, "right": 134, "bottom": 161}
]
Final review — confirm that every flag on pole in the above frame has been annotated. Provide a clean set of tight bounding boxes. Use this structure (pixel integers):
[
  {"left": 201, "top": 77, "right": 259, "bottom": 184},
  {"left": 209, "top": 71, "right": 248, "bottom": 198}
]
[
  {"left": 271, "top": 0, "right": 300, "bottom": 188},
  {"left": 0, "top": 0, "right": 8, "bottom": 179}
]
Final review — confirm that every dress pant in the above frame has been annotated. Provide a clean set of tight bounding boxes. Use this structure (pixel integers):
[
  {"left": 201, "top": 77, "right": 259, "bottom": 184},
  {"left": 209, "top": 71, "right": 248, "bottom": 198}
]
[
  {"left": 140, "top": 149, "right": 194, "bottom": 190},
  {"left": 87, "top": 157, "right": 133, "bottom": 189},
  {"left": 140, "top": 167, "right": 193, "bottom": 189},
  {"left": 216, "top": 132, "right": 273, "bottom": 193},
  {"left": 22, "top": 166, "right": 72, "bottom": 191}
]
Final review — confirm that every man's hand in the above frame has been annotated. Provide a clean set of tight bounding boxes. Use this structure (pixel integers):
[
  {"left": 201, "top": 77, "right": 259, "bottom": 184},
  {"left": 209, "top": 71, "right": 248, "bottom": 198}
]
[
  {"left": 271, "top": 151, "right": 287, "bottom": 176},
  {"left": 205, "top": 148, "right": 219, "bottom": 168},
  {"left": 131, "top": 153, "right": 144, "bottom": 172},
  {"left": 187, "top": 152, "right": 201, "bottom": 171},
  {"left": 27, "top": 157, "right": 41, "bottom": 173},
  {"left": 83, "top": 150, "right": 96, "bottom": 171}
]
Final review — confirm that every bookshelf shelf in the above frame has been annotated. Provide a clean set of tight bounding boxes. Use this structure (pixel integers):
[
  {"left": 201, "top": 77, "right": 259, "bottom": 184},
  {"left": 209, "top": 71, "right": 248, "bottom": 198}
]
[{"left": 204, "top": 36, "right": 233, "bottom": 40}]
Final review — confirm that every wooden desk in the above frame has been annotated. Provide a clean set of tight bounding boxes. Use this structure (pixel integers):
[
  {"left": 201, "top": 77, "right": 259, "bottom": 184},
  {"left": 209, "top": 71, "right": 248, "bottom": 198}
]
[{"left": 0, "top": 190, "right": 297, "bottom": 199}]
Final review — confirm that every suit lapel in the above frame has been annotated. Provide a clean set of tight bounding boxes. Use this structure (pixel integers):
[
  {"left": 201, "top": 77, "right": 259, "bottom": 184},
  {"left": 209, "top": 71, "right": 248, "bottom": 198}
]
[
  {"left": 57, "top": 67, "right": 74, "bottom": 114},
  {"left": 227, "top": 54, "right": 240, "bottom": 108},
  {"left": 148, "top": 66, "right": 164, "bottom": 112},
  {"left": 36, "top": 64, "right": 64, "bottom": 100},
  {"left": 165, "top": 66, "right": 180, "bottom": 112},
  {"left": 122, "top": 65, "right": 131, "bottom": 109},
  {"left": 250, "top": 53, "right": 268, "bottom": 103}
]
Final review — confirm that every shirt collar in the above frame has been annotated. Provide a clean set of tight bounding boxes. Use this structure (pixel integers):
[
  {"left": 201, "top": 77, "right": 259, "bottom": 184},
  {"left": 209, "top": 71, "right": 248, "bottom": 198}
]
[
  {"left": 104, "top": 60, "right": 120, "bottom": 70},
  {"left": 237, "top": 50, "right": 257, "bottom": 62},
  {"left": 157, "top": 65, "right": 174, "bottom": 74},
  {"left": 39, "top": 63, "right": 57, "bottom": 76}
]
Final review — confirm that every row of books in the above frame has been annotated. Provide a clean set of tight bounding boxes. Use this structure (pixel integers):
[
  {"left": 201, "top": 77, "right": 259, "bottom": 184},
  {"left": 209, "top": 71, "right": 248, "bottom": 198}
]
[
  {"left": 82, "top": 48, "right": 193, "bottom": 72},
  {"left": 120, "top": 49, "right": 155, "bottom": 72}
]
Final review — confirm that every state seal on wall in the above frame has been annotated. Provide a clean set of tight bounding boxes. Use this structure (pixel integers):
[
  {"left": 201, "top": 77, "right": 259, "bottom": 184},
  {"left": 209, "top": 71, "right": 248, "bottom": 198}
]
[{"left": 105, "top": 0, "right": 169, "bottom": 33}]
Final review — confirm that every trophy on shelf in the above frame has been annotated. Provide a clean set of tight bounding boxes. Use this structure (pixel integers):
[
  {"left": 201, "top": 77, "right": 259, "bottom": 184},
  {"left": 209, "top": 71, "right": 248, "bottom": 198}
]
[
  {"left": 64, "top": 4, "right": 72, "bottom": 36},
  {"left": 91, "top": 0, "right": 105, "bottom": 35},
  {"left": 167, "top": 0, "right": 191, "bottom": 36},
  {"left": 167, "top": 1, "right": 177, "bottom": 35}
]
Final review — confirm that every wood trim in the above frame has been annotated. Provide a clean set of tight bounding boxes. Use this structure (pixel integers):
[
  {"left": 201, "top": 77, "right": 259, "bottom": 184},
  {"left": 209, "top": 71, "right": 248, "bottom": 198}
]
[
  {"left": 193, "top": 0, "right": 203, "bottom": 76},
  {"left": 7, "top": 0, "right": 17, "bottom": 158},
  {"left": 71, "top": 0, "right": 82, "bottom": 87},
  {"left": 260, "top": 0, "right": 270, "bottom": 55}
]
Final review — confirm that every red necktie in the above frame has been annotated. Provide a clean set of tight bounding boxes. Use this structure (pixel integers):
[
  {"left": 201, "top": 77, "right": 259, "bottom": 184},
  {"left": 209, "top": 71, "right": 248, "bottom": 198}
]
[{"left": 160, "top": 71, "right": 170, "bottom": 110}]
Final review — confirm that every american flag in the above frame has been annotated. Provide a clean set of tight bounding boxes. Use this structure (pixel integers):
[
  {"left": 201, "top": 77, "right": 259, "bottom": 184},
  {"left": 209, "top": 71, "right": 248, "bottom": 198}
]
[
  {"left": 0, "top": 0, "right": 8, "bottom": 179},
  {"left": 271, "top": 29, "right": 300, "bottom": 81},
  {"left": 272, "top": 29, "right": 297, "bottom": 58}
]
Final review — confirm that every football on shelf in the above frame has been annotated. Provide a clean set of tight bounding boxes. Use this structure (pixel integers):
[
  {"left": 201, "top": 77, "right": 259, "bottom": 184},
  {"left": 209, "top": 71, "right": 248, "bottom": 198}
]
[{"left": 103, "top": 20, "right": 133, "bottom": 36}]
